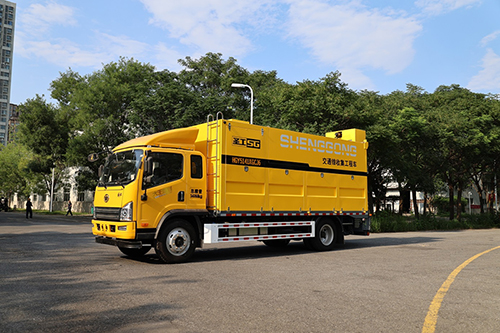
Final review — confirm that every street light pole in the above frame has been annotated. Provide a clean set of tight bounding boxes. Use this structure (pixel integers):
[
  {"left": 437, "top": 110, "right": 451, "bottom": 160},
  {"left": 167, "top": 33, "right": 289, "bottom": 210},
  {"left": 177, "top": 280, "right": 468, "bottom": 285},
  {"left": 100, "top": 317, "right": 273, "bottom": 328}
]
[
  {"left": 231, "top": 83, "right": 254, "bottom": 124},
  {"left": 50, "top": 167, "right": 55, "bottom": 212},
  {"left": 469, "top": 191, "right": 472, "bottom": 215}
]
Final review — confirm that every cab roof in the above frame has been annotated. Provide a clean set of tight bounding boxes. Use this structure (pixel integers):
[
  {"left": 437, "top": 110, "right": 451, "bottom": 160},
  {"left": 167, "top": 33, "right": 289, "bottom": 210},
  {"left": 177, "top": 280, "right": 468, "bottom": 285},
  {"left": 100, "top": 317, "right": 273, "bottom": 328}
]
[{"left": 114, "top": 127, "right": 199, "bottom": 151}]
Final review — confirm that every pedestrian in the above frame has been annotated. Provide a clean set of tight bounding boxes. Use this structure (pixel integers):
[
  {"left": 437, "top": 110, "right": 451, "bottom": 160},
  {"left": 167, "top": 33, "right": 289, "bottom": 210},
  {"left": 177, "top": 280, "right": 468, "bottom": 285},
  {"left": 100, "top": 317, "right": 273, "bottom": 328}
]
[
  {"left": 26, "top": 198, "right": 33, "bottom": 218},
  {"left": 66, "top": 200, "right": 73, "bottom": 216}
]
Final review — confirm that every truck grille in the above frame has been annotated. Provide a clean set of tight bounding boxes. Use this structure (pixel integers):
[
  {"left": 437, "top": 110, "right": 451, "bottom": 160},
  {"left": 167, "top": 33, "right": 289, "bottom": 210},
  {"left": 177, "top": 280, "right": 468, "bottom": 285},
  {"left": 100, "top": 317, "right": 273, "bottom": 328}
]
[{"left": 94, "top": 207, "right": 121, "bottom": 221}]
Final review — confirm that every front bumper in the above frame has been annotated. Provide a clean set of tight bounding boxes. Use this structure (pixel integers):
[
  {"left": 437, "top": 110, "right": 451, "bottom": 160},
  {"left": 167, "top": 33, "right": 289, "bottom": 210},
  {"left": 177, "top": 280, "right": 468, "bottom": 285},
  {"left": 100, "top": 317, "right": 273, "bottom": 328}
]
[
  {"left": 95, "top": 236, "right": 147, "bottom": 249},
  {"left": 92, "top": 220, "right": 136, "bottom": 239}
]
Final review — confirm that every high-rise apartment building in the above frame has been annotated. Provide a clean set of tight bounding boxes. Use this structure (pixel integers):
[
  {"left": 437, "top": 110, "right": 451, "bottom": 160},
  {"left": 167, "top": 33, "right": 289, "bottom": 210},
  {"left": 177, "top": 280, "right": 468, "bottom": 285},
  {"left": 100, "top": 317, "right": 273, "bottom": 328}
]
[{"left": 0, "top": 1, "right": 15, "bottom": 146}]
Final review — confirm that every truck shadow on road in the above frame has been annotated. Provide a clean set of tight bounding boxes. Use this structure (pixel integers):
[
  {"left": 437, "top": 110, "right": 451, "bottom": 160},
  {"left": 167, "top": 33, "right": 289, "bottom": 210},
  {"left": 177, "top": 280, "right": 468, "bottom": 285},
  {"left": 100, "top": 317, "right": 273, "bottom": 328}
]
[
  {"left": 343, "top": 235, "right": 444, "bottom": 250},
  {"left": 127, "top": 235, "right": 443, "bottom": 264}
]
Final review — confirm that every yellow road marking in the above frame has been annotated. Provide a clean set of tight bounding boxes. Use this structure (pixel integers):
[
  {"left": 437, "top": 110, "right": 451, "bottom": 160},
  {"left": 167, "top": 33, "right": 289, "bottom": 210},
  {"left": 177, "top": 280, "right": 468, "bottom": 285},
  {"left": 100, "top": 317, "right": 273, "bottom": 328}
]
[{"left": 422, "top": 245, "right": 500, "bottom": 333}]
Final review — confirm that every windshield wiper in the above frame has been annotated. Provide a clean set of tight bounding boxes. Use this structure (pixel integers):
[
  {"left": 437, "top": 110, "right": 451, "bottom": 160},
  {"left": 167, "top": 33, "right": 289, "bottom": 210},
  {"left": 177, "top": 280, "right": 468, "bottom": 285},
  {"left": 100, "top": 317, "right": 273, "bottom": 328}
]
[{"left": 114, "top": 177, "right": 129, "bottom": 188}]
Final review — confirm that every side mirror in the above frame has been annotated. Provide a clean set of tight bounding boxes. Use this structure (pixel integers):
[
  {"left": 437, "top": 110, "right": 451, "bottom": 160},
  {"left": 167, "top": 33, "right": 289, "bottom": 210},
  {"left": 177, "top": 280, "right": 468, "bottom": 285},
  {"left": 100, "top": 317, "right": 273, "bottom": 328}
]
[{"left": 88, "top": 153, "right": 99, "bottom": 162}]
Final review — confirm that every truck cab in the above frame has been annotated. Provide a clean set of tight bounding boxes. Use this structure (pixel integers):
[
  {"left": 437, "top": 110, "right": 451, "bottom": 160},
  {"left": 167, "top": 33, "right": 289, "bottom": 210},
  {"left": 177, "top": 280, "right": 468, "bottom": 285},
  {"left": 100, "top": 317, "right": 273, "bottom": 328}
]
[{"left": 92, "top": 128, "right": 208, "bottom": 261}]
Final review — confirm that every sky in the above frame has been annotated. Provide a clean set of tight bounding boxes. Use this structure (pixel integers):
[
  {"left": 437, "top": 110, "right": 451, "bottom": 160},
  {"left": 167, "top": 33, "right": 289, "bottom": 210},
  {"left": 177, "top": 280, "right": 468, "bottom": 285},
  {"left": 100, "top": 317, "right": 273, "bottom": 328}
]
[{"left": 11, "top": 0, "right": 500, "bottom": 105}]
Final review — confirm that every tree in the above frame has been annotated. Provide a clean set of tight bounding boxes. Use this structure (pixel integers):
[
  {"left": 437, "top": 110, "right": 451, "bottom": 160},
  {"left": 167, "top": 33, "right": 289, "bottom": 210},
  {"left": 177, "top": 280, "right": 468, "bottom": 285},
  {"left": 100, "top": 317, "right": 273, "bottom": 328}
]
[
  {"left": 49, "top": 58, "right": 158, "bottom": 191},
  {"left": 257, "top": 71, "right": 358, "bottom": 134},
  {"left": 0, "top": 143, "right": 33, "bottom": 200},
  {"left": 428, "top": 85, "right": 495, "bottom": 220},
  {"left": 356, "top": 90, "right": 393, "bottom": 213},
  {"left": 128, "top": 69, "right": 200, "bottom": 134},
  {"left": 18, "top": 95, "right": 70, "bottom": 207}
]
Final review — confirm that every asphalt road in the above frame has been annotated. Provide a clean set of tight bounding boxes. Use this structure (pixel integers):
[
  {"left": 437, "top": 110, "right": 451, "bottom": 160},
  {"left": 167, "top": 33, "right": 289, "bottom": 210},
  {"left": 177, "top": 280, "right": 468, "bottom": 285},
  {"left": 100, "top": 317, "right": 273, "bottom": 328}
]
[{"left": 1, "top": 211, "right": 499, "bottom": 333}]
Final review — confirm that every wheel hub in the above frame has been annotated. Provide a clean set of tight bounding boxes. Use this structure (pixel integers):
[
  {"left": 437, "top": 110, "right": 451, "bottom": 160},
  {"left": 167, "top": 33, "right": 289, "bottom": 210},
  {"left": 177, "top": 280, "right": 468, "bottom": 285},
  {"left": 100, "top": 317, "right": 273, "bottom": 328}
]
[
  {"left": 319, "top": 224, "right": 334, "bottom": 246},
  {"left": 167, "top": 227, "right": 190, "bottom": 256}
]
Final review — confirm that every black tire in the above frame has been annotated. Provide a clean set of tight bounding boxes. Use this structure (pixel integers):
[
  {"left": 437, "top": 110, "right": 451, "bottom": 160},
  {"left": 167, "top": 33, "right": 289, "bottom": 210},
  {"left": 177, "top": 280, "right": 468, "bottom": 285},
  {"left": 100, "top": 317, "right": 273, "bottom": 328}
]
[
  {"left": 263, "top": 239, "right": 291, "bottom": 247},
  {"left": 304, "top": 218, "right": 339, "bottom": 251},
  {"left": 118, "top": 246, "right": 151, "bottom": 258},
  {"left": 155, "top": 219, "right": 197, "bottom": 264}
]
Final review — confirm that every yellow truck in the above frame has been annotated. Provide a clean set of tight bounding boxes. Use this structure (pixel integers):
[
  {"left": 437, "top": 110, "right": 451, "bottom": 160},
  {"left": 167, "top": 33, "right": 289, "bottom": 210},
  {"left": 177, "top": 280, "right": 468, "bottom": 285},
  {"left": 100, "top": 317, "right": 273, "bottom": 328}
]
[{"left": 91, "top": 114, "right": 370, "bottom": 263}]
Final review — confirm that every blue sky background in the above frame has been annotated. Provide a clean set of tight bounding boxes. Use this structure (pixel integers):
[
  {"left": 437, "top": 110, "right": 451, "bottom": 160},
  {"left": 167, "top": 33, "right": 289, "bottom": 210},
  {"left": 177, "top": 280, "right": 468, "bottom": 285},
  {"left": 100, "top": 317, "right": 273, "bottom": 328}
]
[{"left": 12, "top": 0, "right": 500, "bottom": 105}]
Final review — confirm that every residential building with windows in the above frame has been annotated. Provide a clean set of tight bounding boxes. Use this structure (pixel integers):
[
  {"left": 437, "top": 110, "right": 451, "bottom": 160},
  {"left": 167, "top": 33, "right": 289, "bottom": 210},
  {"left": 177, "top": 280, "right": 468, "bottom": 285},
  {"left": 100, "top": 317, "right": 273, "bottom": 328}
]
[
  {"left": 0, "top": 1, "right": 15, "bottom": 146},
  {"left": 7, "top": 102, "right": 17, "bottom": 142}
]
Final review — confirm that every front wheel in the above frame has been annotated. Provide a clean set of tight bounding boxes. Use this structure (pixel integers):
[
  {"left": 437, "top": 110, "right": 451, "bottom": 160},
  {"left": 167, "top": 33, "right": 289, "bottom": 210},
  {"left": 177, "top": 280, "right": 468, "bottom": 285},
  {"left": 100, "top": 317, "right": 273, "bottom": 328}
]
[
  {"left": 304, "top": 219, "right": 339, "bottom": 251},
  {"left": 155, "top": 219, "right": 197, "bottom": 264}
]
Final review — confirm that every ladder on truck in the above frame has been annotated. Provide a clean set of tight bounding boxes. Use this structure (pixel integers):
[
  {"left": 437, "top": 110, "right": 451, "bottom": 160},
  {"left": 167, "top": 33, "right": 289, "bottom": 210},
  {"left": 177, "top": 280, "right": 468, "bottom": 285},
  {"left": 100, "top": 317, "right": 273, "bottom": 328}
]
[{"left": 206, "top": 112, "right": 224, "bottom": 213}]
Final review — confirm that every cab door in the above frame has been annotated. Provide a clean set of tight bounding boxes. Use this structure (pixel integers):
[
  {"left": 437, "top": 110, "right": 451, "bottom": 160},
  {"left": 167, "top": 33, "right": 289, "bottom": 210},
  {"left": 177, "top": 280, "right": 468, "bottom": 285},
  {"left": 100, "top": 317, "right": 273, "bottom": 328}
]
[
  {"left": 186, "top": 152, "right": 206, "bottom": 210},
  {"left": 138, "top": 150, "right": 187, "bottom": 229}
]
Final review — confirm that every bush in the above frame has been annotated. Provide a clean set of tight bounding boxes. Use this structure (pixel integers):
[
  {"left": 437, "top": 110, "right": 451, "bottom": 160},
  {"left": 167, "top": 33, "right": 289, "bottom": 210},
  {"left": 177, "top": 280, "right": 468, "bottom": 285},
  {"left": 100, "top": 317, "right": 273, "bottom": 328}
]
[
  {"left": 430, "top": 196, "right": 468, "bottom": 214},
  {"left": 464, "top": 212, "right": 500, "bottom": 229},
  {"left": 371, "top": 211, "right": 499, "bottom": 233}
]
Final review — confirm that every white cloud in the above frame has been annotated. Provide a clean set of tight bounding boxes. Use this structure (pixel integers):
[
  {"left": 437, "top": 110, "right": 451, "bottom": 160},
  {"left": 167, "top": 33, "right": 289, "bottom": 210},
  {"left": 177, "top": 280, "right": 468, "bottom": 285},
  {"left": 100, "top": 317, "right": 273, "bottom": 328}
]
[
  {"left": 97, "top": 33, "right": 151, "bottom": 60},
  {"left": 153, "top": 42, "right": 185, "bottom": 71},
  {"left": 19, "top": 1, "right": 77, "bottom": 36},
  {"left": 16, "top": 1, "right": 160, "bottom": 70},
  {"left": 287, "top": 0, "right": 422, "bottom": 89},
  {"left": 480, "top": 30, "right": 500, "bottom": 47},
  {"left": 468, "top": 49, "right": 500, "bottom": 92},
  {"left": 16, "top": 30, "right": 157, "bottom": 69},
  {"left": 415, "top": 0, "right": 481, "bottom": 16},
  {"left": 139, "top": 0, "right": 276, "bottom": 57},
  {"left": 16, "top": 34, "right": 109, "bottom": 68}
]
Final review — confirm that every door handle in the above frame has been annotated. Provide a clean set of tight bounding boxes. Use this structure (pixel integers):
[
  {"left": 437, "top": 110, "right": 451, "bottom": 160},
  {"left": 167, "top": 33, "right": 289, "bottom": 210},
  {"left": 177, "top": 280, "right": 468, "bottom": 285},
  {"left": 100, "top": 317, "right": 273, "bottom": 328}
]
[{"left": 178, "top": 191, "right": 185, "bottom": 202}]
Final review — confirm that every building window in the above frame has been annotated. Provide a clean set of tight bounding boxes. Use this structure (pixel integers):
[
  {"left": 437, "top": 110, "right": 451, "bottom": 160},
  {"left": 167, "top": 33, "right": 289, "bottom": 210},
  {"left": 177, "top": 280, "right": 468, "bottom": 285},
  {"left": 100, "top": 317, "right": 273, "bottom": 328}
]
[
  {"left": 63, "top": 190, "right": 70, "bottom": 202},
  {"left": 78, "top": 192, "right": 85, "bottom": 202}
]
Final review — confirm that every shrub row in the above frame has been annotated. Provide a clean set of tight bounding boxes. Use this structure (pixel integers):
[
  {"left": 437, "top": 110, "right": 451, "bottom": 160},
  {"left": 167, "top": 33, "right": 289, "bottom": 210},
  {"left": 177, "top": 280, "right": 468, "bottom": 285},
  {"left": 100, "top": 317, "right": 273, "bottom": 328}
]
[{"left": 370, "top": 211, "right": 500, "bottom": 233}]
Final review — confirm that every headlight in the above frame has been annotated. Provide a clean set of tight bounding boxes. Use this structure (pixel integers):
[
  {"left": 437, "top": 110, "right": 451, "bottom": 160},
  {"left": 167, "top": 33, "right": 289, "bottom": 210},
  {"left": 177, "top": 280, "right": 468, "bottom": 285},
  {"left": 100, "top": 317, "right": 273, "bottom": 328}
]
[{"left": 120, "top": 202, "right": 133, "bottom": 221}]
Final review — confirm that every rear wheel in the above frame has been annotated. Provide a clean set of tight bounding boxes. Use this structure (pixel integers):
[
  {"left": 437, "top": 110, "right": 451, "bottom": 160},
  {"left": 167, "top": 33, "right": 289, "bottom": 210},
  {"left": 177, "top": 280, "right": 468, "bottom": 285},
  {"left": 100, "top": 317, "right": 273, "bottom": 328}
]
[
  {"left": 304, "top": 218, "right": 339, "bottom": 251},
  {"left": 155, "top": 219, "right": 196, "bottom": 263},
  {"left": 118, "top": 246, "right": 151, "bottom": 258}
]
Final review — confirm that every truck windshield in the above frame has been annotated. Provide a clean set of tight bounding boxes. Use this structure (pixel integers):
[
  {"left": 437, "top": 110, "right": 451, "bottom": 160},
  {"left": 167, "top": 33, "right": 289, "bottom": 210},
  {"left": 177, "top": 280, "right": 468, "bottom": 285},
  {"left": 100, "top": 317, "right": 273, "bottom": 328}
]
[{"left": 100, "top": 149, "right": 143, "bottom": 187}]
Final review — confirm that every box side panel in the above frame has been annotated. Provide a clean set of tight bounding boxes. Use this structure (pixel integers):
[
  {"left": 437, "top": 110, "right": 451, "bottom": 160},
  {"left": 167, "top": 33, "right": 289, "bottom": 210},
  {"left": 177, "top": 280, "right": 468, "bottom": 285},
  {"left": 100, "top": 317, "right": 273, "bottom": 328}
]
[
  {"left": 305, "top": 172, "right": 337, "bottom": 211},
  {"left": 196, "top": 119, "right": 369, "bottom": 214},
  {"left": 225, "top": 165, "right": 266, "bottom": 211},
  {"left": 268, "top": 168, "right": 304, "bottom": 211}
]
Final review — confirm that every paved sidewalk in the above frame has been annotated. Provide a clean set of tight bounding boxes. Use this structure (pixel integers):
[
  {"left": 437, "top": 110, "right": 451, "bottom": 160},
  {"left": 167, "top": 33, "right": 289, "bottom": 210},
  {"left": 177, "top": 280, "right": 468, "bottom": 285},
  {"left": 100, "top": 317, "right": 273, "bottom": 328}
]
[{"left": 0, "top": 211, "right": 92, "bottom": 223}]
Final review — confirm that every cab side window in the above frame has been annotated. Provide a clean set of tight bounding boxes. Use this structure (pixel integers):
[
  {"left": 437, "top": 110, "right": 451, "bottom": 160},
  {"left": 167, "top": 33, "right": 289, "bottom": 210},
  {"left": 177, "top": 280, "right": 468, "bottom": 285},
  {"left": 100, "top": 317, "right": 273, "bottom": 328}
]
[
  {"left": 146, "top": 152, "right": 183, "bottom": 188},
  {"left": 191, "top": 155, "right": 203, "bottom": 179}
]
